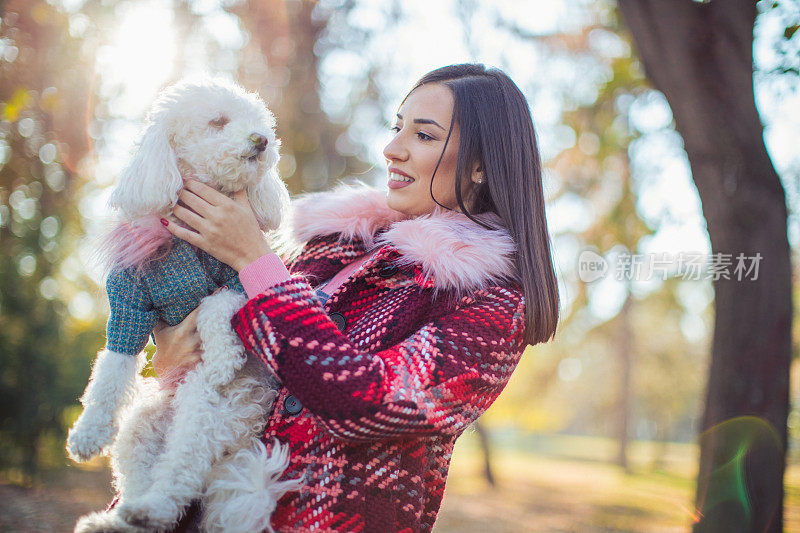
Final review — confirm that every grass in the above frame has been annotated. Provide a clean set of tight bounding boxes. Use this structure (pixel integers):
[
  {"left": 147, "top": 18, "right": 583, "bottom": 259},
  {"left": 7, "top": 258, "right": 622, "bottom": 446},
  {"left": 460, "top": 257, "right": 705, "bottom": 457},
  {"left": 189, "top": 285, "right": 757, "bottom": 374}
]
[
  {"left": 435, "top": 431, "right": 800, "bottom": 532},
  {"left": 2, "top": 432, "right": 799, "bottom": 532}
]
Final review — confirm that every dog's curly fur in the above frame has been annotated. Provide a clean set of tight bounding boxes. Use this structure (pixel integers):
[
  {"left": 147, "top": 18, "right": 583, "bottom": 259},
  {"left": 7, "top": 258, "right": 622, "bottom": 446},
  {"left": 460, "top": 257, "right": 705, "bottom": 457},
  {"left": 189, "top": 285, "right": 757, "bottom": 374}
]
[
  {"left": 70, "top": 79, "right": 300, "bottom": 532},
  {"left": 76, "top": 290, "right": 300, "bottom": 533},
  {"left": 109, "top": 77, "right": 287, "bottom": 228}
]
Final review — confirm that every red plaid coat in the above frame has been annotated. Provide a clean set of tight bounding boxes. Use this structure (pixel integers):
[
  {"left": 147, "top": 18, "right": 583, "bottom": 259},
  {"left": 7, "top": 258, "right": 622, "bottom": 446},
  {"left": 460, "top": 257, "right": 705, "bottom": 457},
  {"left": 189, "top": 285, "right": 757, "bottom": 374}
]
[{"left": 230, "top": 183, "right": 528, "bottom": 532}]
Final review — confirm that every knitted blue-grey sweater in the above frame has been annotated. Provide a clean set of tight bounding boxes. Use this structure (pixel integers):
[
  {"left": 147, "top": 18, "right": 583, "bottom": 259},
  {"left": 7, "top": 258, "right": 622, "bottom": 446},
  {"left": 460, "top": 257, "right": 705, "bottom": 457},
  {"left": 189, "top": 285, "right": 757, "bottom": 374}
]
[
  {"left": 105, "top": 236, "right": 244, "bottom": 355},
  {"left": 314, "top": 287, "right": 330, "bottom": 306}
]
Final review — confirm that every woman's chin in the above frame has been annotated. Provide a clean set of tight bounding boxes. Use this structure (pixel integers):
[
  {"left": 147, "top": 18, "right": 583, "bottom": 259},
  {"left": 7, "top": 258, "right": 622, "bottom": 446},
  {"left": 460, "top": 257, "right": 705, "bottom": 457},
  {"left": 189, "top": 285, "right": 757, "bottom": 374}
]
[
  {"left": 387, "top": 193, "right": 438, "bottom": 218},
  {"left": 385, "top": 191, "right": 408, "bottom": 215}
]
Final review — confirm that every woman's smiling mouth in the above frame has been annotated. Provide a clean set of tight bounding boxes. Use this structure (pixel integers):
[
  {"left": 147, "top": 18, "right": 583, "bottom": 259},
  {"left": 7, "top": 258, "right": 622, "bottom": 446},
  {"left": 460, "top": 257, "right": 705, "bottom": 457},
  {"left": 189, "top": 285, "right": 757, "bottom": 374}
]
[
  {"left": 388, "top": 170, "right": 415, "bottom": 189},
  {"left": 389, "top": 167, "right": 414, "bottom": 189}
]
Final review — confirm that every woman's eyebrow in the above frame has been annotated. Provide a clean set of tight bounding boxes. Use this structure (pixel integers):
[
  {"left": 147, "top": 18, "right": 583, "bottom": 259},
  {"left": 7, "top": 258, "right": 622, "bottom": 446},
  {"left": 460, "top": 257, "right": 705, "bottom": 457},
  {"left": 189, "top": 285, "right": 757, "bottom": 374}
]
[{"left": 396, "top": 113, "right": 446, "bottom": 131}]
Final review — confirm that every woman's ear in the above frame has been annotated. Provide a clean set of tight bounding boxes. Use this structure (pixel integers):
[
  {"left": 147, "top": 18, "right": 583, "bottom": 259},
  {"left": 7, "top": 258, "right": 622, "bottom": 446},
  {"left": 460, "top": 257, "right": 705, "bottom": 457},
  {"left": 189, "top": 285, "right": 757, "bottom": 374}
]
[
  {"left": 471, "top": 162, "right": 485, "bottom": 184},
  {"left": 247, "top": 168, "right": 290, "bottom": 231},
  {"left": 109, "top": 121, "right": 182, "bottom": 219}
]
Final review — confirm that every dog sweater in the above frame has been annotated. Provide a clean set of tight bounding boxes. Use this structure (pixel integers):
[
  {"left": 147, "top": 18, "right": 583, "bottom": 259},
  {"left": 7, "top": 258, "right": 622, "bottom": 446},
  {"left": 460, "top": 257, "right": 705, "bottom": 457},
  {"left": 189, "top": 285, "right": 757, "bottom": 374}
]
[{"left": 105, "top": 237, "right": 244, "bottom": 355}]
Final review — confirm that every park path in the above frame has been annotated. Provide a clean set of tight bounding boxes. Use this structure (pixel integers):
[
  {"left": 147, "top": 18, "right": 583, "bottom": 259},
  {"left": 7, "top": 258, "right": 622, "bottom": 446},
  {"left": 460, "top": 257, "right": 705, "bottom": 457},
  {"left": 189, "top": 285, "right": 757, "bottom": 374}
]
[{"left": 0, "top": 467, "right": 113, "bottom": 533}]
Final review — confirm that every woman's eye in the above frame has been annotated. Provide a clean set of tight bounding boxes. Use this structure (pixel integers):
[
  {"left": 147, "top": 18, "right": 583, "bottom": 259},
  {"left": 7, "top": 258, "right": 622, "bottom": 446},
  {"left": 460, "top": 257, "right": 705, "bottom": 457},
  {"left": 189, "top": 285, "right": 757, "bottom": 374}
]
[
  {"left": 416, "top": 131, "right": 434, "bottom": 141},
  {"left": 209, "top": 116, "right": 230, "bottom": 129}
]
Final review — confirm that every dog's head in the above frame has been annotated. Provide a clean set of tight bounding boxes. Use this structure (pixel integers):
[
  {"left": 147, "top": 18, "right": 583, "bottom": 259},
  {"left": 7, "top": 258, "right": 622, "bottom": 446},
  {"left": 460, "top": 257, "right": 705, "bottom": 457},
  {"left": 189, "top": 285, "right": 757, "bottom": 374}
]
[{"left": 109, "top": 78, "right": 288, "bottom": 231}]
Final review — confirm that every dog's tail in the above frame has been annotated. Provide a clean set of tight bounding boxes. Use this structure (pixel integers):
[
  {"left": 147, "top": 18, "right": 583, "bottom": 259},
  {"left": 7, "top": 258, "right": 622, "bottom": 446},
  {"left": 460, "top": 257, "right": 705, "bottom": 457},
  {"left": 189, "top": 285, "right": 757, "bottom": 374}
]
[
  {"left": 202, "top": 439, "right": 302, "bottom": 533},
  {"left": 95, "top": 216, "right": 174, "bottom": 275}
]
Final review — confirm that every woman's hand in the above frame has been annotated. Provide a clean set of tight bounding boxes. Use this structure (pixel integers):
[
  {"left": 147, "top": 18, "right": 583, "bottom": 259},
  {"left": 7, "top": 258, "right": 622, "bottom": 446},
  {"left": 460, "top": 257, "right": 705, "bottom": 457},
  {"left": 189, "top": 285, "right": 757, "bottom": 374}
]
[
  {"left": 151, "top": 308, "right": 202, "bottom": 377},
  {"left": 162, "top": 179, "right": 273, "bottom": 271}
]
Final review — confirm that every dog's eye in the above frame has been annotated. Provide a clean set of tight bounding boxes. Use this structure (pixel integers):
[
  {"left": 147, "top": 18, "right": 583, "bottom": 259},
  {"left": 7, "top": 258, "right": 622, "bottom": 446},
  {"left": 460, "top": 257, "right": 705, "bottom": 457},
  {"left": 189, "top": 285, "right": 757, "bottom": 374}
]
[{"left": 209, "top": 116, "right": 230, "bottom": 129}]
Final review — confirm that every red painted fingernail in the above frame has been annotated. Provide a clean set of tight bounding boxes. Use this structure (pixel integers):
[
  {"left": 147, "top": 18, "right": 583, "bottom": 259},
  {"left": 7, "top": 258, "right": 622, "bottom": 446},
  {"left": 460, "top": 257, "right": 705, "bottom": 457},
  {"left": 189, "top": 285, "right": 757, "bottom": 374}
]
[{"left": 160, "top": 218, "right": 169, "bottom": 226}]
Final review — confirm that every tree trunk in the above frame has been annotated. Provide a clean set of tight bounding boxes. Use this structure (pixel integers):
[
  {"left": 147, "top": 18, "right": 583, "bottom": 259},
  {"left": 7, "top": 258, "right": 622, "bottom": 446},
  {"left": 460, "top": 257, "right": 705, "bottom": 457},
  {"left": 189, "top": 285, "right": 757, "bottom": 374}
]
[
  {"left": 616, "top": 291, "right": 633, "bottom": 473},
  {"left": 617, "top": 2, "right": 792, "bottom": 531},
  {"left": 229, "top": 0, "right": 365, "bottom": 193},
  {"left": 474, "top": 421, "right": 496, "bottom": 487}
]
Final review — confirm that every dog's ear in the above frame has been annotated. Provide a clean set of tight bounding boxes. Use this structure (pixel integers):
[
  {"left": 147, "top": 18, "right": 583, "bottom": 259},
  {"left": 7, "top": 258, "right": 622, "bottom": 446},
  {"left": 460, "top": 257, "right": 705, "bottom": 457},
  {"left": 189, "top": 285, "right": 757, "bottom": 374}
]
[
  {"left": 109, "top": 120, "right": 182, "bottom": 218},
  {"left": 247, "top": 168, "right": 290, "bottom": 231}
]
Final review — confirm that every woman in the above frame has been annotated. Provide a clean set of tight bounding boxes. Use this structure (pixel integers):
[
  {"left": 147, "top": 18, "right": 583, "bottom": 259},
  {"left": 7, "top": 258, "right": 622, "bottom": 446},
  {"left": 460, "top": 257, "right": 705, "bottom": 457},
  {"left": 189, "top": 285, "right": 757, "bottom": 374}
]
[{"left": 158, "top": 63, "right": 560, "bottom": 532}]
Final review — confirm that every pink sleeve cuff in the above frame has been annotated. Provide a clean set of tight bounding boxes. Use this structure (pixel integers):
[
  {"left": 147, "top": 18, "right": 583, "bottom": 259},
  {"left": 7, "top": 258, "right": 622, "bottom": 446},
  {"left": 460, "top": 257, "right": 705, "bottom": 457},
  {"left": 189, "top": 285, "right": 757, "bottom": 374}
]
[{"left": 238, "top": 253, "right": 292, "bottom": 299}]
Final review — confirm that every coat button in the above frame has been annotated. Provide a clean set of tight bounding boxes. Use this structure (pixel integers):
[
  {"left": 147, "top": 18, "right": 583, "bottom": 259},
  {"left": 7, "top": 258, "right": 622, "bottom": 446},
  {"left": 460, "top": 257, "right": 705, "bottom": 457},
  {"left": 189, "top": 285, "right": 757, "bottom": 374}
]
[
  {"left": 379, "top": 265, "right": 399, "bottom": 278},
  {"left": 330, "top": 312, "right": 347, "bottom": 331},
  {"left": 283, "top": 394, "right": 303, "bottom": 415}
]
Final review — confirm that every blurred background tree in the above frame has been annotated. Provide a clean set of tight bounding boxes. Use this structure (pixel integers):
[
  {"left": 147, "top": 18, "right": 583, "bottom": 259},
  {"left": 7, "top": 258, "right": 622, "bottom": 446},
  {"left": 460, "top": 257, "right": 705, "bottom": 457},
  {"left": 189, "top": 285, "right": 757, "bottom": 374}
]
[
  {"left": 229, "top": 0, "right": 370, "bottom": 193},
  {"left": 0, "top": 0, "right": 109, "bottom": 480},
  {"left": 477, "top": 0, "right": 710, "bottom": 474},
  {"left": 618, "top": 1, "right": 792, "bottom": 530}
]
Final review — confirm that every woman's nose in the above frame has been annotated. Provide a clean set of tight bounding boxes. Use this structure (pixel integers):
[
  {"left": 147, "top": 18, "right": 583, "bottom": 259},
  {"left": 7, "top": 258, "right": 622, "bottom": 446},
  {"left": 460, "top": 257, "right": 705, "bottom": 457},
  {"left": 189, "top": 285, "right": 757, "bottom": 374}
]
[{"left": 383, "top": 133, "right": 408, "bottom": 162}]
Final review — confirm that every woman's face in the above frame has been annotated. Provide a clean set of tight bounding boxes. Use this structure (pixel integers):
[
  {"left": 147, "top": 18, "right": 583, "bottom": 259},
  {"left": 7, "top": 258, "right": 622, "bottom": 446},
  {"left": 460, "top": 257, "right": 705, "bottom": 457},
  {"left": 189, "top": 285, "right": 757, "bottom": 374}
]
[{"left": 383, "top": 83, "right": 477, "bottom": 216}]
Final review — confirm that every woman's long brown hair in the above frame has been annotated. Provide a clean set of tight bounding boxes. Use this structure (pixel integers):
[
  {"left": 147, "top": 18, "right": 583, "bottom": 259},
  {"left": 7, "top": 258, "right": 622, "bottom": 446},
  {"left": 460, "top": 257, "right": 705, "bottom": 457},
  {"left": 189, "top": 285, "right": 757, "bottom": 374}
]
[{"left": 404, "top": 63, "right": 560, "bottom": 346}]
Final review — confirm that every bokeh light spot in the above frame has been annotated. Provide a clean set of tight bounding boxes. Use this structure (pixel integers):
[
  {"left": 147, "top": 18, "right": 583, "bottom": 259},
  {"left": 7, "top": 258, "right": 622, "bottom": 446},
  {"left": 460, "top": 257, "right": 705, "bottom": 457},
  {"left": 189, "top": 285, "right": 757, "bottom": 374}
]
[
  {"left": 39, "top": 277, "right": 58, "bottom": 300},
  {"left": 38, "top": 142, "right": 57, "bottom": 164},
  {"left": 17, "top": 253, "right": 36, "bottom": 276},
  {"left": 44, "top": 167, "right": 65, "bottom": 191},
  {"left": 17, "top": 117, "right": 35, "bottom": 137},
  {"left": 40, "top": 216, "right": 59, "bottom": 238},
  {"left": 68, "top": 291, "right": 95, "bottom": 321},
  {"left": 558, "top": 357, "right": 582, "bottom": 382}
]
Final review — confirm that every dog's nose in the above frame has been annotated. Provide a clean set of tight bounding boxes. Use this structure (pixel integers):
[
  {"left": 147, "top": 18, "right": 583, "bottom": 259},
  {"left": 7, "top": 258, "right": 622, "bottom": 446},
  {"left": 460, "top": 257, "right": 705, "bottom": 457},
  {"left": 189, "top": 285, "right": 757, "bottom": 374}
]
[{"left": 249, "top": 133, "right": 268, "bottom": 152}]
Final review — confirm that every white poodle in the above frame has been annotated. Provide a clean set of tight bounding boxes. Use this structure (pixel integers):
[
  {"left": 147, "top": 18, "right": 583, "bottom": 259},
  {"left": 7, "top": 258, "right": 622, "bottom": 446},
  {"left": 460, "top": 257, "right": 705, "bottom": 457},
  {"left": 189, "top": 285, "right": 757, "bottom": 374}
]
[{"left": 68, "top": 79, "right": 300, "bottom": 532}]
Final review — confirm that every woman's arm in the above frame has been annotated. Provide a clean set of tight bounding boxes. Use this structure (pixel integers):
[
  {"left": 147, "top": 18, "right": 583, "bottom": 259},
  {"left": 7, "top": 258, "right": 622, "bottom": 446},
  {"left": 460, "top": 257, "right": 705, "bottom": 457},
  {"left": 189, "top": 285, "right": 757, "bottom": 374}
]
[{"left": 231, "top": 275, "right": 527, "bottom": 443}]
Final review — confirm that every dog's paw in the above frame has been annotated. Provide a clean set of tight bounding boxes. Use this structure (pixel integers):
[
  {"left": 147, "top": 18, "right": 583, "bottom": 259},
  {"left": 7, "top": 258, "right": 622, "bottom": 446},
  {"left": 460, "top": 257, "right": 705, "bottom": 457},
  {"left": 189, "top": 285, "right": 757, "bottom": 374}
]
[
  {"left": 67, "top": 430, "right": 107, "bottom": 462},
  {"left": 67, "top": 422, "right": 116, "bottom": 462},
  {"left": 117, "top": 495, "right": 181, "bottom": 530},
  {"left": 74, "top": 509, "right": 140, "bottom": 533}
]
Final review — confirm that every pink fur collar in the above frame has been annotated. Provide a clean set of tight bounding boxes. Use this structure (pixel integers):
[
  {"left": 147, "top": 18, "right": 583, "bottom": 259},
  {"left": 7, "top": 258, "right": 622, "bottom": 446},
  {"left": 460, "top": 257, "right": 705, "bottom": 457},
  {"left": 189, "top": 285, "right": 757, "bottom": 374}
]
[{"left": 289, "top": 182, "right": 518, "bottom": 293}]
